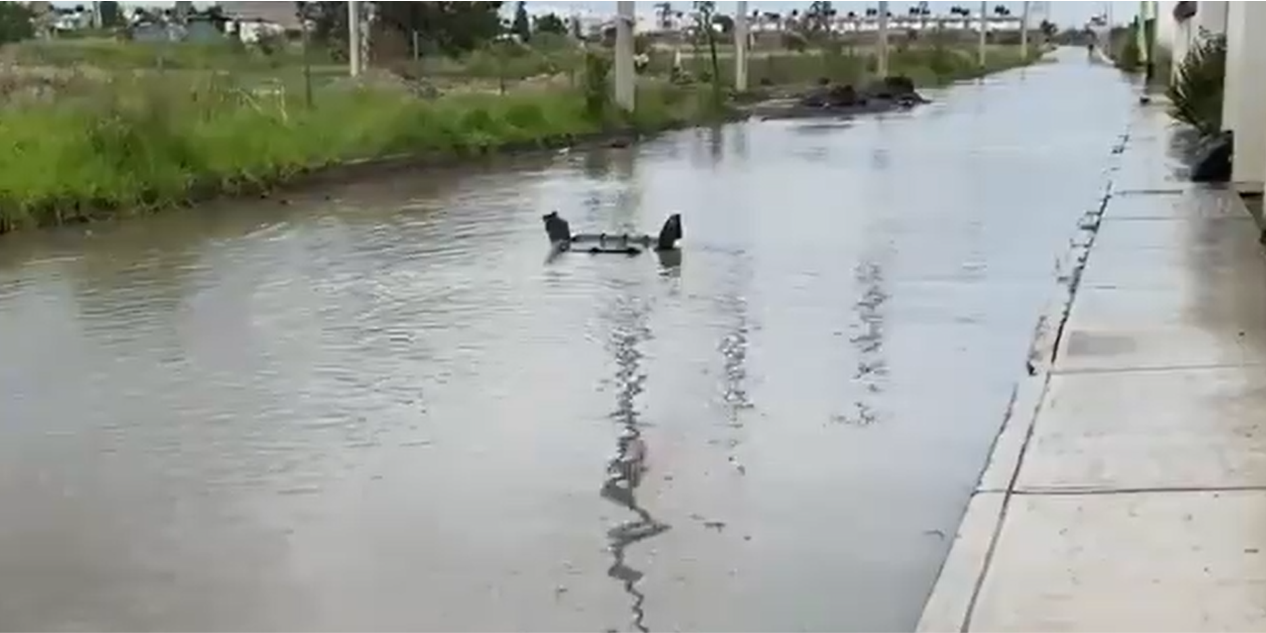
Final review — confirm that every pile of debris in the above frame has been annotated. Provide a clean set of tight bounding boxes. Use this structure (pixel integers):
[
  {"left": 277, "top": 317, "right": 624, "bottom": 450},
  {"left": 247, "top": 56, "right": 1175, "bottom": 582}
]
[{"left": 799, "top": 75, "right": 930, "bottom": 110}]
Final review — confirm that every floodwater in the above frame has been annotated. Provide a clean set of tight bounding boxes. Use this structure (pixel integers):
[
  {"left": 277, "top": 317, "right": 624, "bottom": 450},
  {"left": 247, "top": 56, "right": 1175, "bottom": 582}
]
[{"left": 0, "top": 49, "right": 1136, "bottom": 632}]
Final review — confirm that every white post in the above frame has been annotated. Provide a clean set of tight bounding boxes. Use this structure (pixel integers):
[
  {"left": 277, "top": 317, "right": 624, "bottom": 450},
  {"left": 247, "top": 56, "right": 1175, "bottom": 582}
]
[
  {"left": 360, "top": 2, "right": 374, "bottom": 72},
  {"left": 735, "top": 1, "right": 749, "bottom": 91},
  {"left": 1020, "top": 1, "right": 1030, "bottom": 60},
  {"left": 877, "top": 0, "right": 889, "bottom": 78},
  {"left": 978, "top": 1, "right": 988, "bottom": 68},
  {"left": 614, "top": 0, "right": 636, "bottom": 112},
  {"left": 348, "top": 0, "right": 361, "bottom": 77}
]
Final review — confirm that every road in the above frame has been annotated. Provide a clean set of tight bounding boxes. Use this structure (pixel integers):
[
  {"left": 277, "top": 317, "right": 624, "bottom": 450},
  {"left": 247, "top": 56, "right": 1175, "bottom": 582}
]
[{"left": 0, "top": 48, "right": 1137, "bottom": 632}]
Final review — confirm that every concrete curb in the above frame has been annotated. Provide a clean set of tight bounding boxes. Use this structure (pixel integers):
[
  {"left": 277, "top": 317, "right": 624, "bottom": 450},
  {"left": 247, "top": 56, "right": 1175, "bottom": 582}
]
[{"left": 915, "top": 127, "right": 1133, "bottom": 633}]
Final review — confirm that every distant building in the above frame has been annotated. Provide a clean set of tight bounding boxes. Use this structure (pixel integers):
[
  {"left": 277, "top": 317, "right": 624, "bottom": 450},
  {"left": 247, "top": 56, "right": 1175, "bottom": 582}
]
[{"left": 216, "top": 1, "right": 302, "bottom": 43}]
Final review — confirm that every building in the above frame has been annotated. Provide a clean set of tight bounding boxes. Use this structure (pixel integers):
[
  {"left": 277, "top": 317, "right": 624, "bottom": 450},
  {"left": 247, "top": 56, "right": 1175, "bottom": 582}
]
[{"left": 215, "top": 2, "right": 302, "bottom": 43}]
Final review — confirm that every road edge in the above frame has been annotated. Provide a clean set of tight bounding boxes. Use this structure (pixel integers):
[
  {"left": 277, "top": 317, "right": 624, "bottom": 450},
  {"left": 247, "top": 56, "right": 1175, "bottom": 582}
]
[{"left": 914, "top": 127, "right": 1133, "bottom": 633}]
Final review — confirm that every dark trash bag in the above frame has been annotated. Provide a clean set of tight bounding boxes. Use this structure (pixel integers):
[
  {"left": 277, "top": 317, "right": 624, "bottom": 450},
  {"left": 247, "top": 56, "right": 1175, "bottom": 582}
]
[{"left": 1191, "top": 130, "right": 1233, "bottom": 183}]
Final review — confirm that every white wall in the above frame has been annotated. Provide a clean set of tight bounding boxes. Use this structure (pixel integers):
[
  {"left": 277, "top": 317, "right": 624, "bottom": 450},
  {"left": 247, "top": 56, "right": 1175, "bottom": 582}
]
[
  {"left": 1226, "top": 2, "right": 1266, "bottom": 183},
  {"left": 1198, "top": 1, "right": 1229, "bottom": 36},
  {"left": 1223, "top": 2, "right": 1244, "bottom": 137},
  {"left": 1171, "top": 19, "right": 1192, "bottom": 74},
  {"left": 1248, "top": 1, "right": 1266, "bottom": 186}
]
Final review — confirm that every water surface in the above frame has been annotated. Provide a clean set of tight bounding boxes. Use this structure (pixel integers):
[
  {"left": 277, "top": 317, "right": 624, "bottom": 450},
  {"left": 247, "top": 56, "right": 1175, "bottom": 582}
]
[{"left": 0, "top": 50, "right": 1136, "bottom": 632}]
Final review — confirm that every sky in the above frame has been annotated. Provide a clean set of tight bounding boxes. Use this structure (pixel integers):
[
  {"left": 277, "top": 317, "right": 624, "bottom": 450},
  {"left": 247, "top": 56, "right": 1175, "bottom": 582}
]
[{"left": 59, "top": 1, "right": 1142, "bottom": 29}]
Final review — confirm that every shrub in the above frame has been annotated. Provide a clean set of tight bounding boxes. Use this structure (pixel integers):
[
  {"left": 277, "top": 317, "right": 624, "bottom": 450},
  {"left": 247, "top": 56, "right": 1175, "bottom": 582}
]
[
  {"left": 1168, "top": 33, "right": 1226, "bottom": 136},
  {"left": 1114, "top": 24, "right": 1142, "bottom": 72},
  {"left": 582, "top": 51, "right": 611, "bottom": 119}
]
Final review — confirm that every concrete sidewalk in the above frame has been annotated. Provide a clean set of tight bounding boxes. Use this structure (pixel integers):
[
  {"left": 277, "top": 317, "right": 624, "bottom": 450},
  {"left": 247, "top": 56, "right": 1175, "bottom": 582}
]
[{"left": 918, "top": 103, "right": 1266, "bottom": 632}]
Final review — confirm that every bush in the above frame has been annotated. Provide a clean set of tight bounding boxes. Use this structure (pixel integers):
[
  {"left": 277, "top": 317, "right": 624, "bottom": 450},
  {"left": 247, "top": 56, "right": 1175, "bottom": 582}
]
[
  {"left": 1114, "top": 24, "right": 1142, "bottom": 72},
  {"left": 1168, "top": 33, "right": 1226, "bottom": 136},
  {"left": 582, "top": 51, "right": 611, "bottom": 119}
]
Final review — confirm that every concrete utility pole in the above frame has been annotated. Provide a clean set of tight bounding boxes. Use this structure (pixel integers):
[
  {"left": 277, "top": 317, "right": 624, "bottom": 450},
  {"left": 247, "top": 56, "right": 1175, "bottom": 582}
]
[
  {"left": 978, "top": 1, "right": 988, "bottom": 68},
  {"left": 735, "top": 1, "right": 749, "bottom": 91},
  {"left": 348, "top": 0, "right": 362, "bottom": 77},
  {"left": 877, "top": 0, "right": 890, "bottom": 78},
  {"left": 1020, "top": 1, "right": 1030, "bottom": 60},
  {"left": 614, "top": 1, "right": 636, "bottom": 112}
]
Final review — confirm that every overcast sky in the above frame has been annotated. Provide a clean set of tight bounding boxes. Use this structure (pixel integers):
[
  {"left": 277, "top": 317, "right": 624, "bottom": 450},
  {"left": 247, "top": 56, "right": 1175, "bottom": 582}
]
[{"left": 66, "top": 1, "right": 1140, "bottom": 29}]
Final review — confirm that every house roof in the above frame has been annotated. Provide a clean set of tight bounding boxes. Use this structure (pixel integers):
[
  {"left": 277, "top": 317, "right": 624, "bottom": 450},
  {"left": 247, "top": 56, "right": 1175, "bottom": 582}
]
[{"left": 216, "top": 2, "right": 301, "bottom": 29}]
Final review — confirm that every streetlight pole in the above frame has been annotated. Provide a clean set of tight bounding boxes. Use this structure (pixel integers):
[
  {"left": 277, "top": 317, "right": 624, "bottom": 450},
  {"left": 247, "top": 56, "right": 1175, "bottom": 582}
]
[
  {"left": 877, "top": 0, "right": 889, "bottom": 78},
  {"left": 348, "top": 0, "right": 361, "bottom": 77},
  {"left": 978, "top": 1, "right": 988, "bottom": 69},
  {"left": 614, "top": 1, "right": 635, "bottom": 112},
  {"left": 1020, "top": 0, "right": 1030, "bottom": 60},
  {"left": 735, "top": 1, "right": 749, "bottom": 91}
]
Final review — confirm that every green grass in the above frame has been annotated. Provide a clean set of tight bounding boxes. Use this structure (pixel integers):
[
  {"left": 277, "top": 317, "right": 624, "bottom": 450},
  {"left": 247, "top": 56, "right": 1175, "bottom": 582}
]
[
  {"left": 5, "top": 37, "right": 327, "bottom": 70},
  {"left": 0, "top": 72, "right": 717, "bottom": 234},
  {"left": 0, "top": 39, "right": 1042, "bottom": 235}
]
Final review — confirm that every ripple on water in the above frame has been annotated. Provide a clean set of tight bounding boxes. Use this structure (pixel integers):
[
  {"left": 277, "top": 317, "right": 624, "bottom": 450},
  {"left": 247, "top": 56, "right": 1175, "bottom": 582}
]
[{"left": 0, "top": 50, "right": 1142, "bottom": 632}]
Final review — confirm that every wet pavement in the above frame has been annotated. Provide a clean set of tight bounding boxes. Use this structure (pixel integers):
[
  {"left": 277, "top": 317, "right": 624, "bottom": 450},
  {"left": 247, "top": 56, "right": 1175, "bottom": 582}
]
[
  {"left": 919, "top": 100, "right": 1266, "bottom": 633},
  {"left": 0, "top": 49, "right": 1137, "bottom": 632}
]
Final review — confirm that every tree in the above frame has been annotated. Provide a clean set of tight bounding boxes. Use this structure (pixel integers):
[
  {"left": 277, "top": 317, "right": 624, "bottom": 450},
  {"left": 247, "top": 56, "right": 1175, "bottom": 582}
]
[
  {"left": 0, "top": 3, "right": 34, "bottom": 44},
  {"left": 654, "top": 2, "right": 673, "bottom": 30},
  {"left": 373, "top": 2, "right": 504, "bottom": 55},
  {"left": 173, "top": 0, "right": 192, "bottom": 23},
  {"left": 99, "top": 1, "right": 120, "bottom": 27},
  {"left": 693, "top": 1, "right": 720, "bottom": 92},
  {"left": 806, "top": 1, "right": 834, "bottom": 33},
  {"left": 533, "top": 12, "right": 566, "bottom": 35},
  {"left": 297, "top": 2, "right": 348, "bottom": 46},
  {"left": 511, "top": 1, "right": 530, "bottom": 41},
  {"left": 298, "top": 2, "right": 505, "bottom": 57},
  {"left": 712, "top": 13, "right": 733, "bottom": 35}
]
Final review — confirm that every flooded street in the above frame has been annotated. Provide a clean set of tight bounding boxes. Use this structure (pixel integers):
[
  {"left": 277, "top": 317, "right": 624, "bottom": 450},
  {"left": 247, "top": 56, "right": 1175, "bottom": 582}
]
[{"left": 0, "top": 50, "right": 1136, "bottom": 632}]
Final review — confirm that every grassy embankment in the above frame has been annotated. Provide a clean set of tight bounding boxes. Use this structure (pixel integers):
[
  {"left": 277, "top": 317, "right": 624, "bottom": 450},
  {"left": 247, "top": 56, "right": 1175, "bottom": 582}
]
[{"left": 0, "top": 37, "right": 1041, "bottom": 234}]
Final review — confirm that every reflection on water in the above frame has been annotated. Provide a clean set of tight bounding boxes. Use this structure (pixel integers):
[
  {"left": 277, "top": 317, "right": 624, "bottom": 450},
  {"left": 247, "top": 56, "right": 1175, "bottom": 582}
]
[
  {"left": 599, "top": 288, "right": 668, "bottom": 632},
  {"left": 843, "top": 258, "right": 889, "bottom": 427}
]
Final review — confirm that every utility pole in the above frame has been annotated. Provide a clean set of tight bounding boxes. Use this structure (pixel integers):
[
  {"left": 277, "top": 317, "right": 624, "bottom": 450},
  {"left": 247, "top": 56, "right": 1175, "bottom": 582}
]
[
  {"left": 348, "top": 0, "right": 362, "bottom": 77},
  {"left": 735, "top": 1, "right": 749, "bottom": 91},
  {"left": 877, "top": 0, "right": 889, "bottom": 78},
  {"left": 978, "top": 1, "right": 988, "bottom": 69},
  {"left": 614, "top": 1, "right": 636, "bottom": 112},
  {"left": 301, "top": 4, "right": 314, "bottom": 108},
  {"left": 1020, "top": 1, "right": 1030, "bottom": 60}
]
